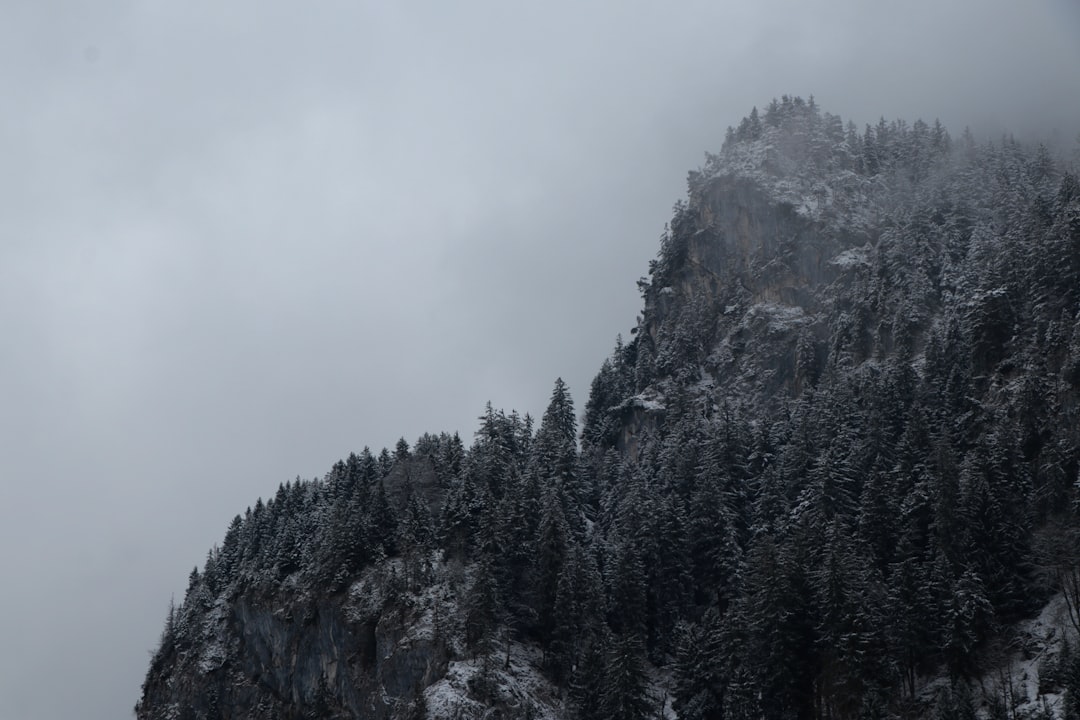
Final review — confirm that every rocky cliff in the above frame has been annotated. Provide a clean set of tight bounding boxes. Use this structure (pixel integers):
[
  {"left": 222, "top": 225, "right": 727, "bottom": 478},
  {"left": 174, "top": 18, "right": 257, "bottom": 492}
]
[{"left": 139, "top": 568, "right": 447, "bottom": 720}]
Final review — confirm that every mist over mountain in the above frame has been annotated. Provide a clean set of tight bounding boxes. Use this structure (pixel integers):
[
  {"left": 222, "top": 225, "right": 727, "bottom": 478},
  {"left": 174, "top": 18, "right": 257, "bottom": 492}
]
[{"left": 137, "top": 97, "right": 1080, "bottom": 720}]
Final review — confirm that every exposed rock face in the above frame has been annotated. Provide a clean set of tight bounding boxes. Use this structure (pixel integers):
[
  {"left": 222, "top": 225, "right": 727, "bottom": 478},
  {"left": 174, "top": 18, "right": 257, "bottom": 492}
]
[
  {"left": 137, "top": 550, "right": 571, "bottom": 720},
  {"left": 632, "top": 169, "right": 867, "bottom": 426},
  {"left": 135, "top": 453, "right": 455, "bottom": 720},
  {"left": 137, "top": 561, "right": 451, "bottom": 720}
]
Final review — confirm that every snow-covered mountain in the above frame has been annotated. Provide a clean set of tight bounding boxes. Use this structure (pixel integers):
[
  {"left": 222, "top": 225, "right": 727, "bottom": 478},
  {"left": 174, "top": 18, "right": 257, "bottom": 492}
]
[{"left": 137, "top": 97, "right": 1080, "bottom": 719}]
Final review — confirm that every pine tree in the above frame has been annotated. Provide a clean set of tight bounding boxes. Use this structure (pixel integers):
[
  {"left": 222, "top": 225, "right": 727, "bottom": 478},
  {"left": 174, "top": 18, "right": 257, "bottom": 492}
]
[
  {"left": 440, "top": 471, "right": 489, "bottom": 560},
  {"left": 398, "top": 485, "right": 433, "bottom": 553},
  {"left": 377, "top": 447, "right": 393, "bottom": 477},
  {"left": 493, "top": 471, "right": 542, "bottom": 630},
  {"left": 942, "top": 568, "right": 995, "bottom": 680},
  {"left": 605, "top": 531, "right": 648, "bottom": 641},
  {"left": 649, "top": 493, "right": 692, "bottom": 652},
  {"left": 531, "top": 486, "right": 571, "bottom": 645},
  {"left": 739, "top": 534, "right": 817, "bottom": 719},
  {"left": 887, "top": 557, "right": 938, "bottom": 699},
  {"left": 600, "top": 633, "right": 653, "bottom": 720},
  {"left": 672, "top": 609, "right": 725, "bottom": 720},
  {"left": 533, "top": 378, "right": 580, "bottom": 515},
  {"left": 394, "top": 437, "right": 411, "bottom": 462},
  {"left": 549, "top": 541, "right": 603, "bottom": 682},
  {"left": 570, "top": 634, "right": 609, "bottom": 720},
  {"left": 367, "top": 480, "right": 398, "bottom": 557},
  {"left": 1062, "top": 645, "right": 1080, "bottom": 720},
  {"left": 465, "top": 555, "right": 500, "bottom": 652}
]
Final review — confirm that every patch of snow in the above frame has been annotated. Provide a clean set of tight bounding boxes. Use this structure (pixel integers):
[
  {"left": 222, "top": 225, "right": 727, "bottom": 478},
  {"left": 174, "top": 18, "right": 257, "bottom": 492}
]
[
  {"left": 345, "top": 559, "right": 399, "bottom": 622},
  {"left": 647, "top": 664, "right": 678, "bottom": 720},
  {"left": 798, "top": 195, "right": 820, "bottom": 217},
  {"left": 748, "top": 302, "right": 809, "bottom": 333},
  {"left": 423, "top": 642, "right": 562, "bottom": 720},
  {"left": 628, "top": 394, "right": 666, "bottom": 412},
  {"left": 965, "top": 285, "right": 1010, "bottom": 309},
  {"left": 197, "top": 600, "right": 230, "bottom": 674},
  {"left": 197, "top": 641, "right": 227, "bottom": 674},
  {"left": 994, "top": 593, "right": 1073, "bottom": 718},
  {"left": 830, "top": 246, "right": 870, "bottom": 268},
  {"left": 706, "top": 127, "right": 882, "bottom": 237},
  {"left": 423, "top": 660, "right": 488, "bottom": 720},
  {"left": 693, "top": 372, "right": 715, "bottom": 393},
  {"left": 931, "top": 592, "right": 1076, "bottom": 719},
  {"left": 910, "top": 353, "right": 927, "bottom": 380}
]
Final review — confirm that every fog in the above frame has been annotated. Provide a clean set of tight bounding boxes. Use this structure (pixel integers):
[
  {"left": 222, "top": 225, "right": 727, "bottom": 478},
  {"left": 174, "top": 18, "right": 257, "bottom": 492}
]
[{"left": 1, "top": 2, "right": 1078, "bottom": 718}]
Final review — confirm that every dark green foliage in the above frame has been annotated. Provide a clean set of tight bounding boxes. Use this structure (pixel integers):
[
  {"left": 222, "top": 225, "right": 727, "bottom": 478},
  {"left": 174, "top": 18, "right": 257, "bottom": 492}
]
[
  {"left": 931, "top": 684, "right": 978, "bottom": 720},
  {"left": 440, "top": 471, "right": 489, "bottom": 559},
  {"left": 688, "top": 463, "right": 742, "bottom": 609},
  {"left": 600, "top": 633, "right": 653, "bottom": 720},
  {"left": 604, "top": 530, "right": 648, "bottom": 641},
  {"left": 394, "top": 437, "right": 411, "bottom": 461},
  {"left": 549, "top": 541, "right": 604, "bottom": 682},
  {"left": 887, "top": 557, "right": 940, "bottom": 699},
  {"left": 1065, "top": 650, "right": 1080, "bottom": 720},
  {"left": 569, "top": 637, "right": 609, "bottom": 720},
  {"left": 672, "top": 610, "right": 725, "bottom": 720},
  {"left": 465, "top": 556, "right": 501, "bottom": 652},
  {"left": 398, "top": 485, "right": 434, "bottom": 552},
  {"left": 942, "top": 568, "right": 996, "bottom": 680},
  {"left": 368, "top": 480, "right": 398, "bottom": 556},
  {"left": 377, "top": 447, "right": 393, "bottom": 477},
  {"left": 531, "top": 487, "right": 571, "bottom": 644},
  {"left": 735, "top": 534, "right": 818, "bottom": 718},
  {"left": 582, "top": 336, "right": 635, "bottom": 449},
  {"left": 533, "top": 378, "right": 581, "bottom": 519}
]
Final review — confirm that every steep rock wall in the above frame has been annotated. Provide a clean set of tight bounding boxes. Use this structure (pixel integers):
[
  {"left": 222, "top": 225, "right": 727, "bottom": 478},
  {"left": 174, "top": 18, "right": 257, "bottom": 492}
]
[
  {"left": 136, "top": 562, "right": 451, "bottom": 720},
  {"left": 636, "top": 173, "right": 867, "bottom": 416}
]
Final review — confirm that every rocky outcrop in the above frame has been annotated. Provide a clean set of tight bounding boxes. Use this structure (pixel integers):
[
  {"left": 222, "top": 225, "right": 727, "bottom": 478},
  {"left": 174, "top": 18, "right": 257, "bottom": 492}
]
[
  {"left": 632, "top": 168, "right": 872, "bottom": 422},
  {"left": 136, "top": 559, "right": 452, "bottom": 720}
]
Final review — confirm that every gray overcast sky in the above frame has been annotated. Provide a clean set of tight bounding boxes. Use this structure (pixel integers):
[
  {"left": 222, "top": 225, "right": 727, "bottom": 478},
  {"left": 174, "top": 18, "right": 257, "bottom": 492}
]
[{"left": 1, "top": 2, "right": 1078, "bottom": 718}]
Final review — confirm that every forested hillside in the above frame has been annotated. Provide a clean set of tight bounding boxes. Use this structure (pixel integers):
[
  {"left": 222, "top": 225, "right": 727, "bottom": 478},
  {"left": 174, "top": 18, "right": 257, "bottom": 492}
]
[{"left": 137, "top": 97, "right": 1080, "bottom": 720}]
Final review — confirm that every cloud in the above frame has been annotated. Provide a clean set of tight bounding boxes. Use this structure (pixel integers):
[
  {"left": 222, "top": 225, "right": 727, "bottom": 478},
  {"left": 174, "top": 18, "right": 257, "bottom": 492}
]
[{"left": 1, "top": 2, "right": 1078, "bottom": 718}]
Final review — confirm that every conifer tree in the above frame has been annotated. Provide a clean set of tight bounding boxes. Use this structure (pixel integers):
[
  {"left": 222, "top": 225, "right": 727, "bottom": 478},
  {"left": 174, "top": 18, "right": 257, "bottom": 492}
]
[
  {"left": 531, "top": 486, "right": 571, "bottom": 645},
  {"left": 367, "top": 480, "right": 397, "bottom": 557},
  {"left": 600, "top": 633, "right": 653, "bottom": 720},
  {"left": 465, "top": 555, "right": 501, "bottom": 653},
  {"left": 533, "top": 378, "right": 579, "bottom": 513},
  {"left": 673, "top": 609, "right": 726, "bottom": 720}
]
